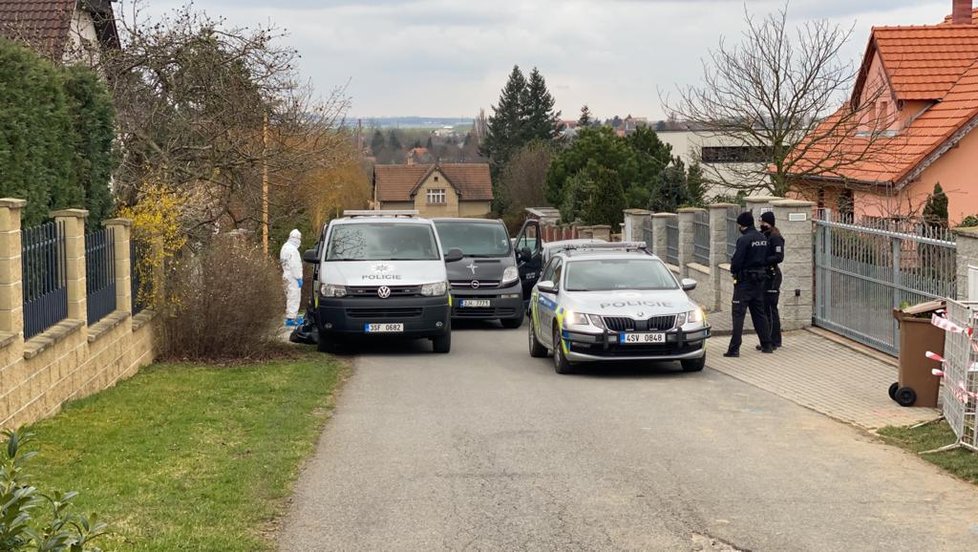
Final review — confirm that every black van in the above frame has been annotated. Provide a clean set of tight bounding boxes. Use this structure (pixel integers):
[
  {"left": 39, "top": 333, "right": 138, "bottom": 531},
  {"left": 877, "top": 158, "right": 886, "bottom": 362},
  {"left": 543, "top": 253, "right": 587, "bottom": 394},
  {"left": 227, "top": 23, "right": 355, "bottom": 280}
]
[{"left": 434, "top": 218, "right": 529, "bottom": 328}]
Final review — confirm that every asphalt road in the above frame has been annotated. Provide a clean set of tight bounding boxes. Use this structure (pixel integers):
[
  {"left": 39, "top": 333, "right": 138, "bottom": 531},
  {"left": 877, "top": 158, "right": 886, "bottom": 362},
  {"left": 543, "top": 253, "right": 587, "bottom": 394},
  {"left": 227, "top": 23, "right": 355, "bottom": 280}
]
[{"left": 278, "top": 321, "right": 978, "bottom": 551}]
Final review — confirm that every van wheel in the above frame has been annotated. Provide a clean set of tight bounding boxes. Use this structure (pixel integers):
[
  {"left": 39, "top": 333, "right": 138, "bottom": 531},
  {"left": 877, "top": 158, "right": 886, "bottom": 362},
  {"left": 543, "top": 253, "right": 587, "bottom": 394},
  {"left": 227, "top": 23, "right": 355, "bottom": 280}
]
[
  {"left": 501, "top": 316, "right": 523, "bottom": 329},
  {"left": 529, "top": 321, "right": 547, "bottom": 357},
  {"left": 432, "top": 331, "right": 451, "bottom": 354},
  {"left": 552, "top": 326, "right": 574, "bottom": 374}
]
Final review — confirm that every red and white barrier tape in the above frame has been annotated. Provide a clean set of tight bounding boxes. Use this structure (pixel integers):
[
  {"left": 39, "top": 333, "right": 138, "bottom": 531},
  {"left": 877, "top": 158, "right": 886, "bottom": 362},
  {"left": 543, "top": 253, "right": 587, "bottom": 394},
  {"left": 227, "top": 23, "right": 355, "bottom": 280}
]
[{"left": 932, "top": 314, "right": 974, "bottom": 336}]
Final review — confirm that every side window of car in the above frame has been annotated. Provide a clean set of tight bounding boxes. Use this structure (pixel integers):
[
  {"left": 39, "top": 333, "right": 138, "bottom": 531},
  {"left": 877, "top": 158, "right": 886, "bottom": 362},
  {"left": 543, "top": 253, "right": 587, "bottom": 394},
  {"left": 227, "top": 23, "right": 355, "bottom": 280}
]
[
  {"left": 541, "top": 258, "right": 557, "bottom": 283},
  {"left": 552, "top": 260, "right": 564, "bottom": 290}
]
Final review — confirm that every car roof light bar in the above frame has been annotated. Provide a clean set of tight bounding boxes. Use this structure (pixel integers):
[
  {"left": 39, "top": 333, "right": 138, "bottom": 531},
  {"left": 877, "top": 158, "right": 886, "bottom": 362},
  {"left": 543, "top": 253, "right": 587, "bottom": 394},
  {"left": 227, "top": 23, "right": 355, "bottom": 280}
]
[{"left": 343, "top": 210, "right": 419, "bottom": 218}]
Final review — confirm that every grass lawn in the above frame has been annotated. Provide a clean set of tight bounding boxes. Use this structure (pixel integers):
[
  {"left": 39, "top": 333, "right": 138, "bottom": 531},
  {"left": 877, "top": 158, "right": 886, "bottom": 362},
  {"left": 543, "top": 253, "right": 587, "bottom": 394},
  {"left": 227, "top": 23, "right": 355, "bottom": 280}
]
[
  {"left": 879, "top": 421, "right": 978, "bottom": 484},
  {"left": 24, "top": 353, "right": 346, "bottom": 551}
]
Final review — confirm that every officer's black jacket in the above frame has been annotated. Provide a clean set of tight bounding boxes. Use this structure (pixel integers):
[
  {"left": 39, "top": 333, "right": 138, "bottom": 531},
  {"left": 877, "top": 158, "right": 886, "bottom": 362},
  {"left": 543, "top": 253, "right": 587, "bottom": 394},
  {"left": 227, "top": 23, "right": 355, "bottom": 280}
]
[
  {"left": 730, "top": 226, "right": 769, "bottom": 277},
  {"left": 764, "top": 226, "right": 785, "bottom": 268}
]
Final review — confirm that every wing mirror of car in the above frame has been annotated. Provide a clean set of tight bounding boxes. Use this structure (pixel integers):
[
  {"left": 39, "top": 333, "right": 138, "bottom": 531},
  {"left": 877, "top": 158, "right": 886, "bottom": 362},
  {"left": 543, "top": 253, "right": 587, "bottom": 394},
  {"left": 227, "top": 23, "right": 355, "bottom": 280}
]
[
  {"left": 680, "top": 278, "right": 697, "bottom": 292},
  {"left": 536, "top": 280, "right": 557, "bottom": 294},
  {"left": 302, "top": 249, "right": 319, "bottom": 264},
  {"left": 444, "top": 248, "right": 464, "bottom": 263}
]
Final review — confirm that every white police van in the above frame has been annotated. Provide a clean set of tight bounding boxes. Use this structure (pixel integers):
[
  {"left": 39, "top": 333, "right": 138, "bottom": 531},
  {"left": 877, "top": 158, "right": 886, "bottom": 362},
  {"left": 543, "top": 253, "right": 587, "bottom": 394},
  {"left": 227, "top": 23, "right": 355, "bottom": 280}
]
[
  {"left": 303, "top": 210, "right": 463, "bottom": 353},
  {"left": 527, "top": 242, "right": 711, "bottom": 374}
]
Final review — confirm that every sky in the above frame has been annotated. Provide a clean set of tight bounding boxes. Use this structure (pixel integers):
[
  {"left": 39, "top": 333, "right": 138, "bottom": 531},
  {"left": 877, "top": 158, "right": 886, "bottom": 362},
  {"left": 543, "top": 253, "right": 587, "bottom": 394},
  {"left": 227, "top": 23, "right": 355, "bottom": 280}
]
[{"left": 134, "top": 0, "right": 956, "bottom": 121}]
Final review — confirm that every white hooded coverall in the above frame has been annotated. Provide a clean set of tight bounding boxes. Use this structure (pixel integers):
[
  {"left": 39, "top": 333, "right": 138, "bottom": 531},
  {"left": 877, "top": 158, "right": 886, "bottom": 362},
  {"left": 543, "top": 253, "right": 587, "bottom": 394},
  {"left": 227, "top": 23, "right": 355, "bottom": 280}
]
[{"left": 280, "top": 229, "right": 303, "bottom": 320}]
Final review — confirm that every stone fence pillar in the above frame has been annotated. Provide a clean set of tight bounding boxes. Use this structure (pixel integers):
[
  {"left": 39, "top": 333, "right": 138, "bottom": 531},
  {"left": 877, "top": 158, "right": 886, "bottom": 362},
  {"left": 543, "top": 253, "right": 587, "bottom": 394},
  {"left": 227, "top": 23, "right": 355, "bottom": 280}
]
[
  {"left": 954, "top": 227, "right": 978, "bottom": 301},
  {"left": 623, "top": 209, "right": 651, "bottom": 242},
  {"left": 0, "top": 199, "right": 27, "bottom": 343},
  {"left": 103, "top": 219, "right": 132, "bottom": 316},
  {"left": 770, "top": 200, "right": 815, "bottom": 330},
  {"left": 677, "top": 208, "right": 703, "bottom": 278},
  {"left": 590, "top": 225, "right": 611, "bottom": 242},
  {"left": 51, "top": 210, "right": 88, "bottom": 323}
]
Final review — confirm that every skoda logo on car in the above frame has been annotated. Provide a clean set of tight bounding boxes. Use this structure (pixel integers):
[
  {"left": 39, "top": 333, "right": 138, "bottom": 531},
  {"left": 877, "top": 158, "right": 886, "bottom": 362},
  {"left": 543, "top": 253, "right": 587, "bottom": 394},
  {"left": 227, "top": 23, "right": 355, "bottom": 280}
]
[{"left": 377, "top": 286, "right": 392, "bottom": 299}]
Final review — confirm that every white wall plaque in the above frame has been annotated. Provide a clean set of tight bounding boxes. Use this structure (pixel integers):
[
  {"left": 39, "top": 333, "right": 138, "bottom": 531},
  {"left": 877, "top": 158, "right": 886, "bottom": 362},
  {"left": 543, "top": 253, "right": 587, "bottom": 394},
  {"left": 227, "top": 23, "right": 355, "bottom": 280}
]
[{"left": 788, "top": 212, "right": 808, "bottom": 222}]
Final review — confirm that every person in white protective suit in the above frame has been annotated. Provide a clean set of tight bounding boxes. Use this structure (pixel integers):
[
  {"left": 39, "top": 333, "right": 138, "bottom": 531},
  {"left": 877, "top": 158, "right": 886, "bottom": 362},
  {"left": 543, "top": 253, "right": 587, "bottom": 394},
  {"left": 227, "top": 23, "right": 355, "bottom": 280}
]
[{"left": 279, "top": 229, "right": 304, "bottom": 326}]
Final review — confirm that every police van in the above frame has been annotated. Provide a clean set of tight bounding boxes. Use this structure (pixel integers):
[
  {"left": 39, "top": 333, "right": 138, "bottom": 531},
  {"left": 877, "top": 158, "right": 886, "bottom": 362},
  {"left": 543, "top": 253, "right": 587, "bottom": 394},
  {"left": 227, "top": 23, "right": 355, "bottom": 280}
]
[
  {"left": 303, "top": 210, "right": 463, "bottom": 353},
  {"left": 527, "top": 242, "right": 711, "bottom": 374}
]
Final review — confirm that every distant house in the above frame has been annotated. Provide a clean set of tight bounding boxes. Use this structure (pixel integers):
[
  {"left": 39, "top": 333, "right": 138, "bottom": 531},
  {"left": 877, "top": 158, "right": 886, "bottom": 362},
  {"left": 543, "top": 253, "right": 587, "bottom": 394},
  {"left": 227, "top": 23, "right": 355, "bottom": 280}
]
[
  {"left": 656, "top": 128, "right": 769, "bottom": 198},
  {"left": 373, "top": 163, "right": 493, "bottom": 218},
  {"left": 405, "top": 147, "right": 433, "bottom": 165},
  {"left": 0, "top": 0, "right": 119, "bottom": 65},
  {"left": 787, "top": 1, "right": 978, "bottom": 222}
]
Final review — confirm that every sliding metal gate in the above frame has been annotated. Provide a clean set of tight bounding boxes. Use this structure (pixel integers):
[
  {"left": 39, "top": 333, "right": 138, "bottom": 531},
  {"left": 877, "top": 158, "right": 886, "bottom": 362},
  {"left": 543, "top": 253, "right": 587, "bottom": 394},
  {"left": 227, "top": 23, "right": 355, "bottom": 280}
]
[{"left": 814, "top": 210, "right": 957, "bottom": 355}]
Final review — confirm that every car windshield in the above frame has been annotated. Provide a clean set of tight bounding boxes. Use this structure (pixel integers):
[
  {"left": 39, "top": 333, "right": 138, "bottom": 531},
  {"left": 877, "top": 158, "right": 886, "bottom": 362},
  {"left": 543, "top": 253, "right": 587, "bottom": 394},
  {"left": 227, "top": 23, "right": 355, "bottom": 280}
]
[
  {"left": 326, "top": 223, "right": 439, "bottom": 261},
  {"left": 434, "top": 221, "right": 511, "bottom": 258},
  {"left": 564, "top": 259, "right": 678, "bottom": 291}
]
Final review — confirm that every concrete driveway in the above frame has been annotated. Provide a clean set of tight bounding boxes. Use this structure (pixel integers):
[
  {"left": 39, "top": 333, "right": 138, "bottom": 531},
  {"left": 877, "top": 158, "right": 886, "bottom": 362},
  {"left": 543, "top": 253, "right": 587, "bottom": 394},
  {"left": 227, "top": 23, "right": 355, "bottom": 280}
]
[{"left": 278, "top": 321, "right": 978, "bottom": 551}]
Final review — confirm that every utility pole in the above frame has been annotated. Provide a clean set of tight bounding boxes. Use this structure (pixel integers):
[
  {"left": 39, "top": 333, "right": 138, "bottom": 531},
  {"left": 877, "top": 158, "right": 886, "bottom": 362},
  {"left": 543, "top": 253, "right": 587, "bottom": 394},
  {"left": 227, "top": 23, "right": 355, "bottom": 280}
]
[{"left": 262, "top": 111, "right": 270, "bottom": 255}]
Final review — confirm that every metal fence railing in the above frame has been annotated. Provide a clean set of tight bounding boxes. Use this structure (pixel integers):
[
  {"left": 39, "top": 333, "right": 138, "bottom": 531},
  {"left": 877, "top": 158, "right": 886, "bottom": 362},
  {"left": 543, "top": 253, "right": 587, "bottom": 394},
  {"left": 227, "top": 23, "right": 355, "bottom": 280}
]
[
  {"left": 693, "top": 210, "right": 710, "bottom": 265},
  {"left": 939, "top": 300, "right": 978, "bottom": 452},
  {"left": 642, "top": 218, "right": 653, "bottom": 250},
  {"left": 130, "top": 241, "right": 148, "bottom": 315},
  {"left": 22, "top": 221, "right": 67, "bottom": 339},
  {"left": 665, "top": 216, "right": 679, "bottom": 266},
  {"left": 813, "top": 210, "right": 957, "bottom": 355},
  {"left": 85, "top": 228, "right": 116, "bottom": 325}
]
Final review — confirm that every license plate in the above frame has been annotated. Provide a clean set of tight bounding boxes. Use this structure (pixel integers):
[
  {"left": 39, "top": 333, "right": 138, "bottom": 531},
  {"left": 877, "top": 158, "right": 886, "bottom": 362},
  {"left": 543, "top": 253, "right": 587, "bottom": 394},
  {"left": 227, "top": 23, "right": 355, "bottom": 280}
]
[
  {"left": 620, "top": 332, "right": 665, "bottom": 344},
  {"left": 460, "top": 299, "right": 490, "bottom": 308},
  {"left": 364, "top": 323, "right": 404, "bottom": 333}
]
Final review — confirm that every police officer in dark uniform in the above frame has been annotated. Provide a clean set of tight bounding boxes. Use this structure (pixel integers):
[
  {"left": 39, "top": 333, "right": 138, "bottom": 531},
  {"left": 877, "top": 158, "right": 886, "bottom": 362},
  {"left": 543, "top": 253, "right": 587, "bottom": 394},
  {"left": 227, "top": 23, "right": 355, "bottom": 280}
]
[
  {"left": 759, "top": 211, "right": 784, "bottom": 350},
  {"left": 724, "top": 211, "right": 773, "bottom": 357}
]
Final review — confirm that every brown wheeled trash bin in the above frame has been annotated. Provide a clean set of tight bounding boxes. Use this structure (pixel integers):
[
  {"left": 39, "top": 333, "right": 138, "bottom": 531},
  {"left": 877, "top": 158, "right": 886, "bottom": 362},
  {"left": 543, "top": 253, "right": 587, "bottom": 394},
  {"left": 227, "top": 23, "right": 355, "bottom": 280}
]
[{"left": 890, "top": 300, "right": 945, "bottom": 407}]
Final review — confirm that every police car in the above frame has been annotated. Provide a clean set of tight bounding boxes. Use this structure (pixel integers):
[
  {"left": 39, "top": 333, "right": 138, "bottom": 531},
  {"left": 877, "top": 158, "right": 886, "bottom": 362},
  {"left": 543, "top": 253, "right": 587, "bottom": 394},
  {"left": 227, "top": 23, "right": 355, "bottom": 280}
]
[{"left": 527, "top": 242, "right": 711, "bottom": 374}]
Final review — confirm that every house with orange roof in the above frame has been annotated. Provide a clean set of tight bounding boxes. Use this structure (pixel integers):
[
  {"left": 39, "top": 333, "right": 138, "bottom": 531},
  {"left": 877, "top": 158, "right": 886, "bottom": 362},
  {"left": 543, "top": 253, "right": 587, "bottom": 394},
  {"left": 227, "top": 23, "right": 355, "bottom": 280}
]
[
  {"left": 373, "top": 163, "right": 493, "bottom": 218},
  {"left": 789, "top": 0, "right": 978, "bottom": 223},
  {"left": 0, "top": 0, "right": 119, "bottom": 65}
]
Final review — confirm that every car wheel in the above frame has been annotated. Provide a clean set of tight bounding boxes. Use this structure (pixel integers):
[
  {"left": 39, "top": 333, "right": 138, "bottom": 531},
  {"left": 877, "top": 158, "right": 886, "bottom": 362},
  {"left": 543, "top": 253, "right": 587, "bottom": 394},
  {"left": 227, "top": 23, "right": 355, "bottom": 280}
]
[
  {"left": 501, "top": 316, "right": 523, "bottom": 329},
  {"left": 431, "top": 331, "right": 451, "bottom": 354},
  {"left": 529, "top": 320, "right": 547, "bottom": 357},
  {"left": 681, "top": 355, "right": 706, "bottom": 372},
  {"left": 552, "top": 325, "right": 574, "bottom": 374}
]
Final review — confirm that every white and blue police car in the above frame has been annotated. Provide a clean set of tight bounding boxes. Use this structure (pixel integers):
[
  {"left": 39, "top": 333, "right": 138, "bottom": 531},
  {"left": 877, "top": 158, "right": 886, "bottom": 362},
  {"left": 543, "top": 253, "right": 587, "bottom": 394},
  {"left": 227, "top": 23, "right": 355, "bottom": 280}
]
[{"left": 527, "top": 242, "right": 711, "bottom": 374}]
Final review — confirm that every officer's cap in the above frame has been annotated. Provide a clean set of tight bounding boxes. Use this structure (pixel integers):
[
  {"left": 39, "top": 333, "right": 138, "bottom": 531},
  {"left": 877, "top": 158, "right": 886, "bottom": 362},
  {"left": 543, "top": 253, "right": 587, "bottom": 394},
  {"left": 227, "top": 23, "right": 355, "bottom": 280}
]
[{"left": 736, "top": 211, "right": 754, "bottom": 227}]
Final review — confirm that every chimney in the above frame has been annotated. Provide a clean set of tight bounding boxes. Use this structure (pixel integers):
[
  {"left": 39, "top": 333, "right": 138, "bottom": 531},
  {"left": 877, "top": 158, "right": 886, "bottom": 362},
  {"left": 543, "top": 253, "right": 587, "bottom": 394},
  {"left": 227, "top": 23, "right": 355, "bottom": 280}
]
[{"left": 952, "top": 0, "right": 973, "bottom": 24}]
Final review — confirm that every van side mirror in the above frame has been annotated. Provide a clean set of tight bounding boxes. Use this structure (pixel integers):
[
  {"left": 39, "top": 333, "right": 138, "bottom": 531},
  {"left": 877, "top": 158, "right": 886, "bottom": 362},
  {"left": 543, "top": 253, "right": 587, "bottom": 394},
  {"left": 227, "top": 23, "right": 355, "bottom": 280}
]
[
  {"left": 680, "top": 278, "right": 697, "bottom": 292},
  {"left": 444, "top": 248, "right": 464, "bottom": 263},
  {"left": 537, "top": 280, "right": 557, "bottom": 294},
  {"left": 302, "top": 249, "right": 319, "bottom": 264}
]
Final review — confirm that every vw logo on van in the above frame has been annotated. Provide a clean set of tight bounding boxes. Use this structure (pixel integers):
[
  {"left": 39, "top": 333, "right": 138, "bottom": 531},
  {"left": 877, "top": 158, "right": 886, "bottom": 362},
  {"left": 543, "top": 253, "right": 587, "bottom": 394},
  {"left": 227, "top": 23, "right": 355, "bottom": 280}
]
[{"left": 377, "top": 286, "right": 392, "bottom": 299}]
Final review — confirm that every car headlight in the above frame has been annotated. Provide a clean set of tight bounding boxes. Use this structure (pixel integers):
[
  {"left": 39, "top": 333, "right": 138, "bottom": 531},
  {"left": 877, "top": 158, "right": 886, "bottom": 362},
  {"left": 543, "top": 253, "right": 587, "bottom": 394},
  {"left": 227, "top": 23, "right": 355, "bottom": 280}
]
[
  {"left": 421, "top": 281, "right": 448, "bottom": 296},
  {"left": 501, "top": 266, "right": 519, "bottom": 285},
  {"left": 686, "top": 307, "right": 706, "bottom": 325},
  {"left": 321, "top": 283, "right": 347, "bottom": 297},
  {"left": 564, "top": 310, "right": 605, "bottom": 328}
]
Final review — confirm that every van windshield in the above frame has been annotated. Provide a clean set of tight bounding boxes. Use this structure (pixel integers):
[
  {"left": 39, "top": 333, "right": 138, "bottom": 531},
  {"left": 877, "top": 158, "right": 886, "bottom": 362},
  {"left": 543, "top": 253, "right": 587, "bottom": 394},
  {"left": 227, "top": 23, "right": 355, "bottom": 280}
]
[
  {"left": 326, "top": 223, "right": 440, "bottom": 261},
  {"left": 434, "top": 220, "right": 511, "bottom": 258}
]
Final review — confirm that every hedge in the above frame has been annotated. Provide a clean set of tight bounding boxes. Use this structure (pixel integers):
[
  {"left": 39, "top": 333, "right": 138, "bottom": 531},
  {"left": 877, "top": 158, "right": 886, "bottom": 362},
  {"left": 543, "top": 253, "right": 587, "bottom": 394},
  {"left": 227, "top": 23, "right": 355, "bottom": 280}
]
[{"left": 0, "top": 39, "right": 115, "bottom": 227}]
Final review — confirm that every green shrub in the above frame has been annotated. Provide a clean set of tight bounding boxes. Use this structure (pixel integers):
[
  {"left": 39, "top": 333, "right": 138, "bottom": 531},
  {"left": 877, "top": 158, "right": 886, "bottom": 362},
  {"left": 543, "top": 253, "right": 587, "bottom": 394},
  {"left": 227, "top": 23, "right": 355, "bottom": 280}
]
[
  {"left": 0, "top": 430, "right": 106, "bottom": 551},
  {"left": 0, "top": 39, "right": 115, "bottom": 227},
  {"left": 959, "top": 215, "right": 978, "bottom": 228},
  {"left": 159, "top": 235, "right": 282, "bottom": 360}
]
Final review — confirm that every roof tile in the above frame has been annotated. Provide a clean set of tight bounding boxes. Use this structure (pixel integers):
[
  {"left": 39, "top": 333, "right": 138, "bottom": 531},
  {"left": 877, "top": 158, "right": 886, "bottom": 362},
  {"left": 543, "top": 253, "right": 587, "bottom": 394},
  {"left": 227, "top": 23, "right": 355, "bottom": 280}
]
[{"left": 0, "top": 0, "right": 76, "bottom": 58}]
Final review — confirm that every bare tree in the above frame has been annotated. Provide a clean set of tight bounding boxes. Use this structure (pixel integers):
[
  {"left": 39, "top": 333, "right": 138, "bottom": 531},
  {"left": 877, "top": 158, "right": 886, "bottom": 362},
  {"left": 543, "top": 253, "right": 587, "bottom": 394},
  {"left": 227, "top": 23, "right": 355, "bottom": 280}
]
[
  {"left": 498, "top": 141, "right": 553, "bottom": 218},
  {"left": 666, "top": 6, "right": 897, "bottom": 196},
  {"left": 104, "top": 1, "right": 352, "bottom": 240}
]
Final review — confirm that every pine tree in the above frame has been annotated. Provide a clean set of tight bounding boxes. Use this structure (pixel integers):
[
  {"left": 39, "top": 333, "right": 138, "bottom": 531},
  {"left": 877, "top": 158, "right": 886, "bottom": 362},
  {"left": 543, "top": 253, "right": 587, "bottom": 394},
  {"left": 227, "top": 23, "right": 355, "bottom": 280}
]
[
  {"left": 483, "top": 65, "right": 527, "bottom": 172},
  {"left": 577, "top": 105, "right": 592, "bottom": 128},
  {"left": 923, "top": 183, "right": 949, "bottom": 227},
  {"left": 522, "top": 67, "right": 562, "bottom": 142},
  {"left": 370, "top": 130, "right": 385, "bottom": 155},
  {"left": 685, "top": 162, "right": 707, "bottom": 207},
  {"left": 387, "top": 129, "right": 402, "bottom": 151},
  {"left": 425, "top": 136, "right": 433, "bottom": 150}
]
